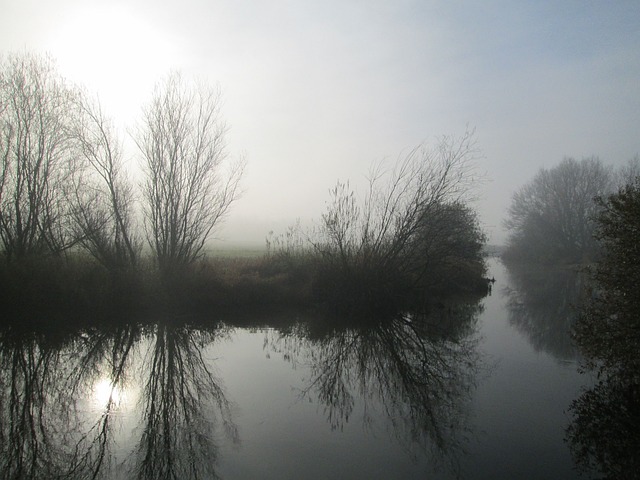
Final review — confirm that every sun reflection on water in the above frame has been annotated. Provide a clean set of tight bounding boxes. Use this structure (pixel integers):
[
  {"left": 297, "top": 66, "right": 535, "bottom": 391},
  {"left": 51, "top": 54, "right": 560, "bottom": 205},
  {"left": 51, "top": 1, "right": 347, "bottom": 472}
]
[{"left": 92, "top": 378, "right": 125, "bottom": 409}]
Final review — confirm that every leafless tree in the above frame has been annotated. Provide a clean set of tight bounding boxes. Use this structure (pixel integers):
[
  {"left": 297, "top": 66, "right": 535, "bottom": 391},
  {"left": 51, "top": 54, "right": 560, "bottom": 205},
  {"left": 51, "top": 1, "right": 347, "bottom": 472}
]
[
  {"left": 311, "top": 130, "right": 484, "bottom": 309},
  {"left": 68, "top": 93, "right": 140, "bottom": 270},
  {"left": 617, "top": 155, "right": 640, "bottom": 187},
  {"left": 320, "top": 130, "right": 479, "bottom": 263},
  {"left": 504, "top": 157, "right": 612, "bottom": 263},
  {"left": 135, "top": 73, "right": 244, "bottom": 275},
  {"left": 0, "top": 52, "right": 77, "bottom": 260}
]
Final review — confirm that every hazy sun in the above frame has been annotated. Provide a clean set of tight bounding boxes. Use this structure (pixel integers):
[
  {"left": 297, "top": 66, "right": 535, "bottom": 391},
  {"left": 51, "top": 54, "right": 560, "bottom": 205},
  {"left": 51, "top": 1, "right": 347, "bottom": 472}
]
[
  {"left": 46, "top": 3, "right": 181, "bottom": 123},
  {"left": 93, "top": 377, "right": 124, "bottom": 407}
]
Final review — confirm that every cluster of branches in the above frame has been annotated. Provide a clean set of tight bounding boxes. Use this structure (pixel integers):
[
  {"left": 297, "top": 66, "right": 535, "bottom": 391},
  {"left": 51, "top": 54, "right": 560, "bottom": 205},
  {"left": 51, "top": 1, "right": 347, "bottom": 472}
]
[
  {"left": 0, "top": 52, "right": 243, "bottom": 276},
  {"left": 0, "top": 52, "right": 76, "bottom": 258},
  {"left": 135, "top": 73, "right": 244, "bottom": 275},
  {"left": 308, "top": 131, "right": 487, "bottom": 314}
]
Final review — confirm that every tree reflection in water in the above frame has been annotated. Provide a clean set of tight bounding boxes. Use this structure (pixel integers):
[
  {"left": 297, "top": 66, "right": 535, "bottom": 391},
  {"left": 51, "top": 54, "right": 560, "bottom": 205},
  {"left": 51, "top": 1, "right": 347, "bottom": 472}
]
[
  {"left": 0, "top": 319, "right": 237, "bottom": 480},
  {"left": 0, "top": 328, "right": 73, "bottom": 479},
  {"left": 503, "top": 262, "right": 587, "bottom": 360},
  {"left": 66, "top": 323, "right": 142, "bottom": 479},
  {"left": 129, "top": 323, "right": 238, "bottom": 480},
  {"left": 266, "top": 301, "right": 484, "bottom": 474}
]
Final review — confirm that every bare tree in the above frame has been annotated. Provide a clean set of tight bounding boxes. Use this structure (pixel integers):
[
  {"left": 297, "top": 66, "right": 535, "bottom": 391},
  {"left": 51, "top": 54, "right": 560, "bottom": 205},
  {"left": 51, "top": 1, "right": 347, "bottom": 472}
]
[
  {"left": 318, "top": 130, "right": 480, "bottom": 271},
  {"left": 68, "top": 93, "right": 140, "bottom": 270},
  {"left": 0, "top": 52, "right": 77, "bottom": 260},
  {"left": 617, "top": 155, "right": 640, "bottom": 187},
  {"left": 504, "top": 157, "right": 612, "bottom": 263},
  {"left": 311, "top": 130, "right": 484, "bottom": 312},
  {"left": 135, "top": 73, "right": 244, "bottom": 275}
]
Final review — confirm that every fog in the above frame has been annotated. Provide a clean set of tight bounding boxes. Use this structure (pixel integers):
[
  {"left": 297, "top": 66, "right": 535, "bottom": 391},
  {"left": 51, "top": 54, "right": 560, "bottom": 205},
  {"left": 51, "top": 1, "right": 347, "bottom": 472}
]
[{"left": 2, "top": 0, "right": 639, "bottom": 246}]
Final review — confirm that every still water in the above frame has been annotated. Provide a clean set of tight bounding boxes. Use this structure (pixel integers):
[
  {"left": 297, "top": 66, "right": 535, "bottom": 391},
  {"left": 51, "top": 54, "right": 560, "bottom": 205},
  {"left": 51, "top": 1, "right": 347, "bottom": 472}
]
[{"left": 0, "top": 258, "right": 595, "bottom": 479}]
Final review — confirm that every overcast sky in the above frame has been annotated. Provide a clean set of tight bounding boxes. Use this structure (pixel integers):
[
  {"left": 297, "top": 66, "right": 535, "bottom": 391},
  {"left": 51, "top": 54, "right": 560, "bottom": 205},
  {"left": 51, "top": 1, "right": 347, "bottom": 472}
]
[{"left": 2, "top": 0, "right": 639, "bottom": 245}]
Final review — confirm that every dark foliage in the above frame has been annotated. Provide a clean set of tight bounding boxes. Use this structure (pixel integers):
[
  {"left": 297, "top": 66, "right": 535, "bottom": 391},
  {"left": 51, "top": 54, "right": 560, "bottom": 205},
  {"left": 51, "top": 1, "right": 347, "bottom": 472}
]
[
  {"left": 410, "top": 201, "right": 488, "bottom": 296},
  {"left": 566, "top": 373, "right": 640, "bottom": 480},
  {"left": 573, "top": 178, "right": 640, "bottom": 373},
  {"left": 309, "top": 201, "right": 488, "bottom": 318},
  {"left": 0, "top": 256, "right": 144, "bottom": 327},
  {"left": 568, "top": 178, "right": 640, "bottom": 479},
  {"left": 306, "top": 132, "right": 488, "bottom": 317}
]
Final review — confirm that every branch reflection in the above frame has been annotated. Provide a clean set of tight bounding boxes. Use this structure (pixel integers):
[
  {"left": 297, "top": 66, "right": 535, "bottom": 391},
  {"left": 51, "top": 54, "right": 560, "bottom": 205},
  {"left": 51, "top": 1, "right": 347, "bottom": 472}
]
[
  {"left": 0, "top": 318, "right": 237, "bottom": 480},
  {"left": 129, "top": 323, "right": 238, "bottom": 480},
  {"left": 65, "top": 323, "right": 142, "bottom": 479},
  {"left": 268, "top": 302, "right": 484, "bottom": 473},
  {"left": 0, "top": 327, "right": 76, "bottom": 479}
]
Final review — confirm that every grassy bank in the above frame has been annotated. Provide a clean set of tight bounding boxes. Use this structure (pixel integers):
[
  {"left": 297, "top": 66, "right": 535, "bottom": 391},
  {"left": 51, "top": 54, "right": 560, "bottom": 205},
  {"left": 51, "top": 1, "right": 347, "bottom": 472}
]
[{"left": 0, "top": 247, "right": 490, "bottom": 330}]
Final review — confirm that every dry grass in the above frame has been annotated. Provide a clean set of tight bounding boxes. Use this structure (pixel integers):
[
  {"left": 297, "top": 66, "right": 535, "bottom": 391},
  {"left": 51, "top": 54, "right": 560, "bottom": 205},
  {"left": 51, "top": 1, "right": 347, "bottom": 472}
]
[{"left": 0, "top": 246, "right": 490, "bottom": 330}]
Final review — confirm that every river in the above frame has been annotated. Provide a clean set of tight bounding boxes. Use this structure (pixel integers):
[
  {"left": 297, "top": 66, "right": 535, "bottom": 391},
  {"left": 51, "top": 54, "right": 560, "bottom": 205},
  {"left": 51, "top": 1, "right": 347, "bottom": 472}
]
[{"left": 0, "top": 258, "right": 596, "bottom": 479}]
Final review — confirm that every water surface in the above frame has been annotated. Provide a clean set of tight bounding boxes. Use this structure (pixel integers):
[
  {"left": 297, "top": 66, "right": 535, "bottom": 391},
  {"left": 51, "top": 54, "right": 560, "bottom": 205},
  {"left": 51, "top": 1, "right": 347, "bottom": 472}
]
[{"left": 0, "top": 258, "right": 596, "bottom": 479}]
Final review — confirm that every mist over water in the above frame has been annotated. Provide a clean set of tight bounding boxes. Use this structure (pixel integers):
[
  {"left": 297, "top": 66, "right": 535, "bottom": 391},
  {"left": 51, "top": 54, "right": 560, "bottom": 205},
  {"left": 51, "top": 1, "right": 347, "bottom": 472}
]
[{"left": 1, "top": 4, "right": 639, "bottom": 478}]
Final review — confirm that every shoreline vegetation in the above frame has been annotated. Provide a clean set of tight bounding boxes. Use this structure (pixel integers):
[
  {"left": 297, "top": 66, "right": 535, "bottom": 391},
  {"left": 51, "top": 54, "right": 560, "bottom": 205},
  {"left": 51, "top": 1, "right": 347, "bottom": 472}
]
[
  {"left": 0, "top": 244, "right": 492, "bottom": 330},
  {"left": 0, "top": 52, "right": 490, "bottom": 330}
]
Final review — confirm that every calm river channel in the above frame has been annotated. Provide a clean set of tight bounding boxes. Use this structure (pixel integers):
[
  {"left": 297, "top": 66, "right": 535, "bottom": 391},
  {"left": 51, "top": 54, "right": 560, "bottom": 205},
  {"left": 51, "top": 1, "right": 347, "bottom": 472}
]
[{"left": 0, "top": 258, "right": 596, "bottom": 479}]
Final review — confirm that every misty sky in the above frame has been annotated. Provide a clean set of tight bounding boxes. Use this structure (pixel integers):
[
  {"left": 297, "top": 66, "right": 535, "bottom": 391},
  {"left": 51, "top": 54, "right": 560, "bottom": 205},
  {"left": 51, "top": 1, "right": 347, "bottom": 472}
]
[{"left": 2, "top": 0, "right": 639, "bottom": 245}]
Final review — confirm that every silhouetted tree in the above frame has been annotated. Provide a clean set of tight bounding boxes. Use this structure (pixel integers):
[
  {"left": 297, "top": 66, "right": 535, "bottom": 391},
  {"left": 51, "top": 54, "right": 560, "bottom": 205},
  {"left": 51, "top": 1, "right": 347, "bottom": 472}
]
[
  {"left": 0, "top": 52, "right": 77, "bottom": 260},
  {"left": 411, "top": 201, "right": 487, "bottom": 295},
  {"left": 503, "top": 157, "right": 612, "bottom": 264},
  {"left": 311, "top": 130, "right": 485, "bottom": 313},
  {"left": 135, "top": 72, "right": 244, "bottom": 275},
  {"left": 68, "top": 93, "right": 141, "bottom": 270},
  {"left": 566, "top": 374, "right": 640, "bottom": 480}
]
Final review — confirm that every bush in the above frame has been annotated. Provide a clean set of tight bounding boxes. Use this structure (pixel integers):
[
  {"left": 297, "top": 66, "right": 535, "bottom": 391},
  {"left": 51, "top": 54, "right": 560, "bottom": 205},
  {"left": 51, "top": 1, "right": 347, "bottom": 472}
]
[{"left": 307, "top": 132, "right": 487, "bottom": 315}]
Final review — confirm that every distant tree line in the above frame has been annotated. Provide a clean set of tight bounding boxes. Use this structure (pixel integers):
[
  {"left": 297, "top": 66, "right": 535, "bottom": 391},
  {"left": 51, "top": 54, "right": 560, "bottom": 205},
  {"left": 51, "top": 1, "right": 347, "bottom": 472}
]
[
  {"left": 0, "top": 52, "right": 244, "bottom": 276},
  {"left": 503, "top": 156, "right": 639, "bottom": 264}
]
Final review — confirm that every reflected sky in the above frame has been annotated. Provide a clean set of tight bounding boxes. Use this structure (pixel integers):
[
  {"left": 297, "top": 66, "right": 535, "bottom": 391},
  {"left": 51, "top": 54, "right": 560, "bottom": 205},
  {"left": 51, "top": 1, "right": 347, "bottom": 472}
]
[
  {"left": 462, "top": 259, "right": 589, "bottom": 480},
  {"left": 0, "top": 321, "right": 236, "bottom": 479},
  {"left": 0, "top": 259, "right": 597, "bottom": 479}
]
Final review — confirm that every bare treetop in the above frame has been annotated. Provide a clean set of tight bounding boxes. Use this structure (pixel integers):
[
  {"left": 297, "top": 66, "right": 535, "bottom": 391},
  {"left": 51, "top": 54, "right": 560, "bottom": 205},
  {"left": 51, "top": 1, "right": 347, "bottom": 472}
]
[
  {"left": 135, "top": 72, "right": 244, "bottom": 274},
  {"left": 0, "top": 52, "right": 78, "bottom": 259}
]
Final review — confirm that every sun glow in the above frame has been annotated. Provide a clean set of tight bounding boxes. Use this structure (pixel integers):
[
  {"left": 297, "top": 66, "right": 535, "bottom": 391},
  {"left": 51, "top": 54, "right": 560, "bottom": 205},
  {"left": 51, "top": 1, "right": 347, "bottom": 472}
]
[
  {"left": 93, "top": 377, "right": 124, "bottom": 408},
  {"left": 46, "top": 3, "right": 182, "bottom": 124}
]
